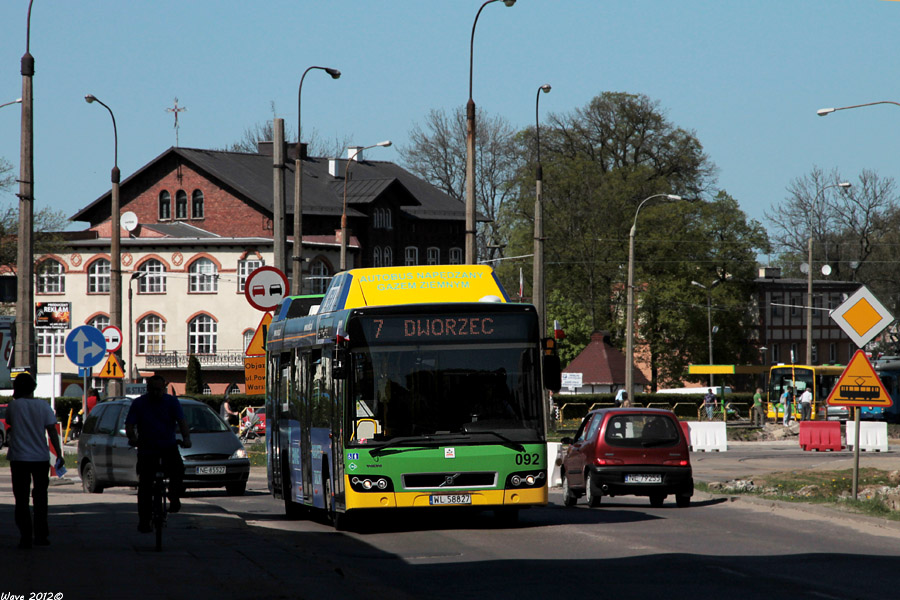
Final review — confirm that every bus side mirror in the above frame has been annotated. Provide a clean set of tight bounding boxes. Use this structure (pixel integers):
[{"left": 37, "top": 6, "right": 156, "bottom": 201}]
[
  {"left": 541, "top": 338, "right": 561, "bottom": 393},
  {"left": 333, "top": 347, "right": 348, "bottom": 380}
]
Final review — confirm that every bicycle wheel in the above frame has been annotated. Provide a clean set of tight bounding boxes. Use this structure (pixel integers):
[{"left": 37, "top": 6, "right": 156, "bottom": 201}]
[{"left": 153, "top": 478, "right": 167, "bottom": 552}]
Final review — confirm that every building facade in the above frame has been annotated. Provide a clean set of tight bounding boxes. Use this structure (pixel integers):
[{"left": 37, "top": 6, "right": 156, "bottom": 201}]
[{"left": 33, "top": 143, "right": 469, "bottom": 394}]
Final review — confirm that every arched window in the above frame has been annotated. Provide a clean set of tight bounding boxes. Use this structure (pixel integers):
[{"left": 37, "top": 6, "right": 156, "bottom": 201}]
[
  {"left": 137, "top": 259, "right": 167, "bottom": 293},
  {"left": 191, "top": 190, "right": 204, "bottom": 219},
  {"left": 36, "top": 259, "right": 65, "bottom": 294},
  {"left": 427, "top": 247, "right": 440, "bottom": 265},
  {"left": 188, "top": 314, "right": 217, "bottom": 354},
  {"left": 373, "top": 208, "right": 382, "bottom": 229},
  {"left": 384, "top": 208, "right": 392, "bottom": 230},
  {"left": 175, "top": 190, "right": 188, "bottom": 219},
  {"left": 242, "top": 329, "right": 254, "bottom": 352},
  {"left": 238, "top": 257, "right": 263, "bottom": 293},
  {"left": 89, "top": 315, "right": 109, "bottom": 331},
  {"left": 449, "top": 247, "right": 462, "bottom": 265},
  {"left": 405, "top": 247, "right": 418, "bottom": 266},
  {"left": 373, "top": 247, "right": 382, "bottom": 268},
  {"left": 158, "top": 191, "right": 171, "bottom": 220},
  {"left": 189, "top": 258, "right": 218, "bottom": 293},
  {"left": 138, "top": 315, "right": 166, "bottom": 354},
  {"left": 383, "top": 246, "right": 393, "bottom": 267},
  {"left": 310, "top": 260, "right": 331, "bottom": 294},
  {"left": 87, "top": 258, "right": 111, "bottom": 294}
]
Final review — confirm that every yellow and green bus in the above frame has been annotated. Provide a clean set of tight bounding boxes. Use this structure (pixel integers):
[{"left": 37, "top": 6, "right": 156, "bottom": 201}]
[
  {"left": 766, "top": 364, "right": 845, "bottom": 421},
  {"left": 265, "top": 265, "right": 561, "bottom": 528}
]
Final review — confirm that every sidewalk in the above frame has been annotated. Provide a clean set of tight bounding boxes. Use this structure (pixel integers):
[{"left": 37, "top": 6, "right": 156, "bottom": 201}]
[{"left": 0, "top": 465, "right": 390, "bottom": 600}]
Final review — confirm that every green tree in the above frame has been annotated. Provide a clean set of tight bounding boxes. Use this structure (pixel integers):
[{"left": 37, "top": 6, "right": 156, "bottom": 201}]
[
  {"left": 185, "top": 354, "right": 203, "bottom": 395},
  {"left": 0, "top": 205, "right": 69, "bottom": 273}
]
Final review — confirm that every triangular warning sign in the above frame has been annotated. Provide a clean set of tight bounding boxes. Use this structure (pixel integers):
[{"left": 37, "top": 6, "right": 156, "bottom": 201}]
[
  {"left": 97, "top": 353, "right": 125, "bottom": 379},
  {"left": 244, "top": 312, "right": 272, "bottom": 357},
  {"left": 826, "top": 349, "right": 893, "bottom": 407}
]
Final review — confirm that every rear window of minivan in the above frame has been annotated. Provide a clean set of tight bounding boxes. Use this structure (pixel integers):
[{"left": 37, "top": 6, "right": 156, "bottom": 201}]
[{"left": 604, "top": 414, "right": 679, "bottom": 448}]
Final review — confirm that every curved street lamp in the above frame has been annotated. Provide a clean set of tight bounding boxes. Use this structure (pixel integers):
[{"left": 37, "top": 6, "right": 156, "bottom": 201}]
[
  {"left": 340, "top": 141, "right": 391, "bottom": 271},
  {"left": 625, "top": 193, "right": 682, "bottom": 397},
  {"left": 533, "top": 83, "right": 551, "bottom": 338},
  {"left": 465, "top": 0, "right": 516, "bottom": 264},
  {"left": 817, "top": 101, "right": 900, "bottom": 116},
  {"left": 1, "top": 98, "right": 22, "bottom": 110},
  {"left": 85, "top": 93, "right": 123, "bottom": 396},
  {"left": 293, "top": 66, "right": 340, "bottom": 295}
]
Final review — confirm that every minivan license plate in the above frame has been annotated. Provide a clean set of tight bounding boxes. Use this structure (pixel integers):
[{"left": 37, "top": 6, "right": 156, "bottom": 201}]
[
  {"left": 429, "top": 494, "right": 471, "bottom": 505},
  {"left": 197, "top": 466, "right": 226, "bottom": 475},
  {"left": 625, "top": 474, "right": 662, "bottom": 483}
]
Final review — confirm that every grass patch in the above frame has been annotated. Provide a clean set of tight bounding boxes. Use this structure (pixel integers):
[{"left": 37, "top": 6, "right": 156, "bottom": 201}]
[
  {"left": 244, "top": 441, "right": 267, "bottom": 467},
  {"left": 702, "top": 468, "right": 900, "bottom": 520}
]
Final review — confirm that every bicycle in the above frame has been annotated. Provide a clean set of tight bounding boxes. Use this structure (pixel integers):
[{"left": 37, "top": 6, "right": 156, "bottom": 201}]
[{"left": 133, "top": 441, "right": 184, "bottom": 552}]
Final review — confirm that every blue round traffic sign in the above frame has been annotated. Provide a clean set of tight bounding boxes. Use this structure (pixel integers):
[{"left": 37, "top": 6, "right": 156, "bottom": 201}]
[{"left": 65, "top": 325, "right": 107, "bottom": 368}]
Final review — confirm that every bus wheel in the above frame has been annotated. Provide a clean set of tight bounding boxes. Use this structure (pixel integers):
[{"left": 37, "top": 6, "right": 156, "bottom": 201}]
[{"left": 282, "top": 461, "right": 304, "bottom": 519}]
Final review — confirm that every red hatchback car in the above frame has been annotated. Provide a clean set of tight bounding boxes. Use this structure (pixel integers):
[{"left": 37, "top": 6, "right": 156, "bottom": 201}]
[{"left": 560, "top": 407, "right": 693, "bottom": 508}]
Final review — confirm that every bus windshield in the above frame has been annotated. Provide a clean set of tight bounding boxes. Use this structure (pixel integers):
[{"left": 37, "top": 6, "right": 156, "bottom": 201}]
[
  {"left": 769, "top": 367, "right": 814, "bottom": 400},
  {"left": 349, "top": 344, "right": 542, "bottom": 445}
]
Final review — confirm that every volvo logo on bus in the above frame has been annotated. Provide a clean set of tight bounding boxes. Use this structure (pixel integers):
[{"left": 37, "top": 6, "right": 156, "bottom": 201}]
[{"left": 441, "top": 473, "right": 461, "bottom": 487}]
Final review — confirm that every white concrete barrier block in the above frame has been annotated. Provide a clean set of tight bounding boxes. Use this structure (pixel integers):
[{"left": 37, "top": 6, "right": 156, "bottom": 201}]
[
  {"left": 687, "top": 421, "right": 728, "bottom": 452},
  {"left": 547, "top": 442, "right": 562, "bottom": 487},
  {"left": 846, "top": 421, "right": 889, "bottom": 452}
]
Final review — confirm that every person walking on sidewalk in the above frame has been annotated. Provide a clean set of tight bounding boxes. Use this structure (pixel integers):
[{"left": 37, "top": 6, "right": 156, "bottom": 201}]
[
  {"left": 703, "top": 389, "right": 716, "bottom": 421},
  {"left": 799, "top": 387, "right": 813, "bottom": 421},
  {"left": 6, "top": 372, "right": 64, "bottom": 549},
  {"left": 126, "top": 375, "right": 192, "bottom": 533},
  {"left": 751, "top": 387, "right": 765, "bottom": 427}
]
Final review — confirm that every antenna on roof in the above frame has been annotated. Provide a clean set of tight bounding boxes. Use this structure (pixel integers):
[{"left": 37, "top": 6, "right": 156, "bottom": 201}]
[{"left": 166, "top": 97, "right": 187, "bottom": 147}]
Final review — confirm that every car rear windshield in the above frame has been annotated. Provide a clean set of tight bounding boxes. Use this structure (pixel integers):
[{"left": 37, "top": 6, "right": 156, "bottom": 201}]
[{"left": 604, "top": 414, "right": 680, "bottom": 448}]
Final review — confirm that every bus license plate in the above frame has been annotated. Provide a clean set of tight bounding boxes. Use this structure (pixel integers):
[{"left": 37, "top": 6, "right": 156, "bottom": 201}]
[
  {"left": 429, "top": 494, "right": 471, "bottom": 505},
  {"left": 197, "top": 466, "right": 226, "bottom": 475},
  {"left": 625, "top": 474, "right": 662, "bottom": 484}
]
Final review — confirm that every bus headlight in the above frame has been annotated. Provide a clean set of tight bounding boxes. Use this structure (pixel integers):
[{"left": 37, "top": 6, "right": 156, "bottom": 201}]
[{"left": 349, "top": 475, "right": 394, "bottom": 493}]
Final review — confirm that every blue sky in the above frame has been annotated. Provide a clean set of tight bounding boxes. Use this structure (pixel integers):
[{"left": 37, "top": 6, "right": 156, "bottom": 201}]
[{"left": 2, "top": 0, "right": 900, "bottom": 238}]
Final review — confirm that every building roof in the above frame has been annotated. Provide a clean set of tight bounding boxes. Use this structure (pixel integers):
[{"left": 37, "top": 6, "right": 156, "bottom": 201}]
[
  {"left": 71, "top": 146, "right": 472, "bottom": 225},
  {"left": 563, "top": 331, "right": 650, "bottom": 387}
]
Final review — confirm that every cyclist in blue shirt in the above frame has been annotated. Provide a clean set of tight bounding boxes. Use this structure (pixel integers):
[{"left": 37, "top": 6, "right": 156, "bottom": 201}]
[{"left": 126, "top": 375, "right": 191, "bottom": 533}]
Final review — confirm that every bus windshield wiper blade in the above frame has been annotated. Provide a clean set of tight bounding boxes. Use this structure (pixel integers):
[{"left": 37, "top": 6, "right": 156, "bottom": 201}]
[
  {"left": 467, "top": 430, "right": 526, "bottom": 452},
  {"left": 369, "top": 436, "right": 437, "bottom": 457}
]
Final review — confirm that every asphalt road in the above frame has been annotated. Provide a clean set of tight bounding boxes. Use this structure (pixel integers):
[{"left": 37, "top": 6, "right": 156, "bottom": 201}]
[{"left": 2, "top": 442, "right": 899, "bottom": 600}]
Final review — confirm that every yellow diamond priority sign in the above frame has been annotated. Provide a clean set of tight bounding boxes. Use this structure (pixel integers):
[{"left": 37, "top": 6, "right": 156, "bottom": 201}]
[
  {"left": 830, "top": 286, "right": 894, "bottom": 348},
  {"left": 826, "top": 349, "right": 893, "bottom": 408}
]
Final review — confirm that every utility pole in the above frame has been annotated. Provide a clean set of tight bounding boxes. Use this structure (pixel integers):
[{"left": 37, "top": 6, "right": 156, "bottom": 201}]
[{"left": 273, "top": 119, "right": 286, "bottom": 272}]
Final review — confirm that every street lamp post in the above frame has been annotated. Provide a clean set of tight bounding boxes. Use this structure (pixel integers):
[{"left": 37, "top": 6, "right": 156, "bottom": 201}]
[
  {"left": 625, "top": 193, "right": 681, "bottom": 397},
  {"left": 85, "top": 94, "right": 123, "bottom": 397},
  {"left": 691, "top": 279, "right": 721, "bottom": 387},
  {"left": 533, "top": 83, "right": 551, "bottom": 337},
  {"left": 465, "top": 0, "right": 516, "bottom": 265},
  {"left": 1, "top": 98, "right": 22, "bottom": 110},
  {"left": 805, "top": 181, "right": 850, "bottom": 365},
  {"left": 15, "top": 0, "right": 36, "bottom": 373},
  {"left": 293, "top": 66, "right": 340, "bottom": 295},
  {"left": 340, "top": 141, "right": 391, "bottom": 271},
  {"left": 817, "top": 101, "right": 900, "bottom": 117}
]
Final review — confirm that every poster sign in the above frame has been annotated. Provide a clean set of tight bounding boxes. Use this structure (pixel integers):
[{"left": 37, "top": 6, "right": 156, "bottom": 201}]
[{"left": 35, "top": 302, "right": 71, "bottom": 329}]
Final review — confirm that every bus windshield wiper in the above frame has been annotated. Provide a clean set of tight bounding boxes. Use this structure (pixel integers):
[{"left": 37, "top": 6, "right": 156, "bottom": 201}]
[
  {"left": 369, "top": 436, "right": 440, "bottom": 457},
  {"left": 465, "top": 430, "right": 526, "bottom": 452}
]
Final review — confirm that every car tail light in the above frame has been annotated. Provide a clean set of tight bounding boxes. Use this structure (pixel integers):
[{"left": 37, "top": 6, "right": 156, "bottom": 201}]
[
  {"left": 663, "top": 459, "right": 689, "bottom": 466},
  {"left": 595, "top": 457, "right": 624, "bottom": 465}
]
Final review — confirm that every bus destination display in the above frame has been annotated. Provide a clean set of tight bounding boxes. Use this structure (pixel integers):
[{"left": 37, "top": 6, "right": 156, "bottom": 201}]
[{"left": 353, "top": 313, "right": 534, "bottom": 345}]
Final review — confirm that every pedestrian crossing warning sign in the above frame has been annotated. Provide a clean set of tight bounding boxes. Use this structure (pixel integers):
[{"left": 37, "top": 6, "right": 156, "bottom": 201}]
[
  {"left": 826, "top": 349, "right": 893, "bottom": 407},
  {"left": 97, "top": 352, "right": 124, "bottom": 379}
]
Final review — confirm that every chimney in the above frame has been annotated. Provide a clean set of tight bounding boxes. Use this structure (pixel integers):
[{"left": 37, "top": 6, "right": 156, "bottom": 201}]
[
  {"left": 759, "top": 267, "right": 781, "bottom": 279},
  {"left": 348, "top": 146, "right": 363, "bottom": 161},
  {"left": 328, "top": 158, "right": 346, "bottom": 178}
]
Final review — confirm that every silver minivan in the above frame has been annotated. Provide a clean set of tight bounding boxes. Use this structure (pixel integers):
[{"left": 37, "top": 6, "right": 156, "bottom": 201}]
[{"left": 77, "top": 397, "right": 250, "bottom": 495}]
